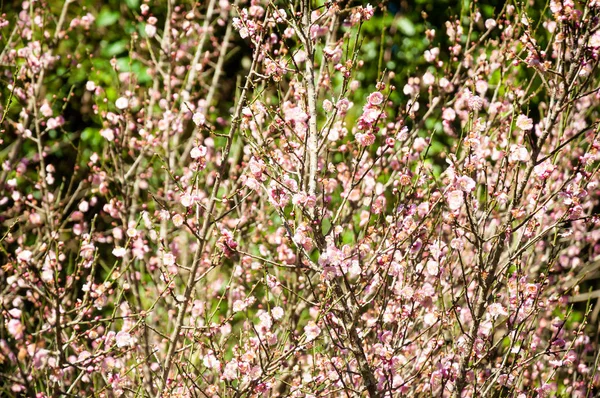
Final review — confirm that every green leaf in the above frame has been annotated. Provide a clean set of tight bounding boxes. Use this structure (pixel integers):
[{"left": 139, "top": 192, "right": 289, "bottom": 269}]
[
  {"left": 81, "top": 127, "right": 104, "bottom": 152},
  {"left": 101, "top": 40, "right": 128, "bottom": 57},
  {"left": 96, "top": 8, "right": 120, "bottom": 28},
  {"left": 124, "top": 0, "right": 139, "bottom": 9},
  {"left": 116, "top": 58, "right": 151, "bottom": 84},
  {"left": 428, "top": 140, "right": 446, "bottom": 156},
  {"left": 397, "top": 17, "right": 416, "bottom": 36},
  {"left": 81, "top": 127, "right": 101, "bottom": 144}
]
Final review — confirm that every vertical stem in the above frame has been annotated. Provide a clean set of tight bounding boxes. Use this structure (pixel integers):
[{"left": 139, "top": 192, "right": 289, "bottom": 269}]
[
  {"left": 160, "top": 0, "right": 174, "bottom": 242},
  {"left": 183, "top": 0, "right": 217, "bottom": 95},
  {"left": 302, "top": 0, "right": 319, "bottom": 218},
  {"left": 157, "top": 29, "right": 264, "bottom": 396},
  {"left": 299, "top": 2, "right": 377, "bottom": 395},
  {"left": 0, "top": 0, "right": 72, "bottom": 188},
  {"left": 181, "top": 0, "right": 239, "bottom": 164},
  {"left": 453, "top": 15, "right": 595, "bottom": 396}
]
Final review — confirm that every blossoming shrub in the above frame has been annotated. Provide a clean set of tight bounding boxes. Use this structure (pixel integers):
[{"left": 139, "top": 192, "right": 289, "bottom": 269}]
[{"left": 1, "top": 0, "right": 600, "bottom": 397}]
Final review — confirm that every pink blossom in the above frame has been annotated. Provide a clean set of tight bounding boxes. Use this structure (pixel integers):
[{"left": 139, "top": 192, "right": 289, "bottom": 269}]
[
  {"left": 163, "top": 252, "right": 175, "bottom": 267},
  {"left": 550, "top": 0, "right": 562, "bottom": 14},
  {"left": 304, "top": 321, "right": 321, "bottom": 342},
  {"left": 362, "top": 4, "right": 374, "bottom": 20},
  {"left": 190, "top": 145, "right": 207, "bottom": 159},
  {"left": 172, "top": 214, "right": 184, "bottom": 227},
  {"left": 356, "top": 132, "right": 375, "bottom": 146},
  {"left": 423, "top": 311, "right": 437, "bottom": 326},
  {"left": 424, "top": 48, "right": 439, "bottom": 62},
  {"left": 485, "top": 19, "right": 497, "bottom": 29},
  {"left": 524, "top": 283, "right": 539, "bottom": 297},
  {"left": 233, "top": 300, "right": 247, "bottom": 313},
  {"left": 509, "top": 144, "right": 530, "bottom": 162},
  {"left": 192, "top": 112, "right": 205, "bottom": 126},
  {"left": 17, "top": 249, "right": 33, "bottom": 263},
  {"left": 487, "top": 303, "right": 508, "bottom": 318},
  {"left": 180, "top": 193, "right": 194, "bottom": 207},
  {"left": 115, "top": 97, "right": 129, "bottom": 110},
  {"left": 40, "top": 102, "right": 53, "bottom": 117},
  {"left": 468, "top": 95, "right": 484, "bottom": 111},
  {"left": 323, "top": 45, "right": 343, "bottom": 63},
  {"left": 220, "top": 323, "right": 231, "bottom": 336},
  {"left": 248, "top": 157, "right": 265, "bottom": 178},
  {"left": 447, "top": 190, "right": 464, "bottom": 211},
  {"left": 516, "top": 114, "right": 533, "bottom": 130},
  {"left": 222, "top": 359, "right": 238, "bottom": 381},
  {"left": 100, "top": 128, "right": 115, "bottom": 141},
  {"left": 422, "top": 72, "right": 435, "bottom": 86},
  {"left": 367, "top": 91, "right": 384, "bottom": 106},
  {"left": 258, "top": 311, "right": 273, "bottom": 331},
  {"left": 534, "top": 160, "right": 555, "bottom": 179},
  {"left": 413, "top": 137, "right": 427, "bottom": 152},
  {"left": 244, "top": 176, "right": 260, "bottom": 191},
  {"left": 203, "top": 351, "right": 221, "bottom": 369},
  {"left": 112, "top": 247, "right": 126, "bottom": 257},
  {"left": 7, "top": 319, "right": 24, "bottom": 339},
  {"left": 115, "top": 331, "right": 133, "bottom": 348},
  {"left": 145, "top": 24, "right": 156, "bottom": 38},
  {"left": 272, "top": 307, "right": 284, "bottom": 320},
  {"left": 457, "top": 175, "right": 476, "bottom": 192},
  {"left": 590, "top": 31, "right": 600, "bottom": 47},
  {"left": 46, "top": 116, "right": 64, "bottom": 130}
]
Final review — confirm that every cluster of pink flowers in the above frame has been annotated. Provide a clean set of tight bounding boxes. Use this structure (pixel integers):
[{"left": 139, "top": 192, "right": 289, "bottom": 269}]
[
  {"left": 2, "top": 0, "right": 600, "bottom": 397},
  {"left": 355, "top": 90, "right": 386, "bottom": 146}
]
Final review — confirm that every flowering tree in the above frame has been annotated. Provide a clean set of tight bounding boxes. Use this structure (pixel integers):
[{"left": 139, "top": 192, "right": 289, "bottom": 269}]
[{"left": 2, "top": 0, "right": 600, "bottom": 396}]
